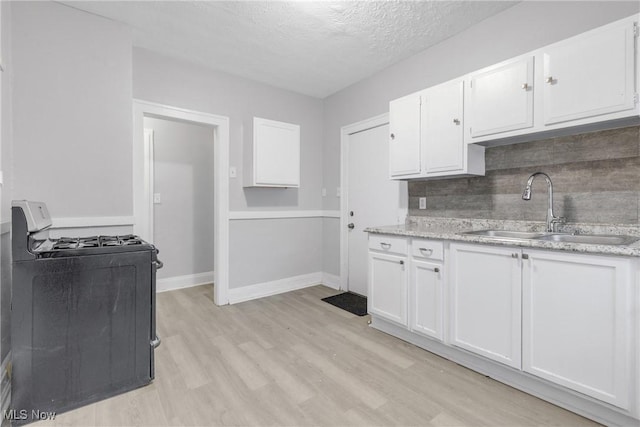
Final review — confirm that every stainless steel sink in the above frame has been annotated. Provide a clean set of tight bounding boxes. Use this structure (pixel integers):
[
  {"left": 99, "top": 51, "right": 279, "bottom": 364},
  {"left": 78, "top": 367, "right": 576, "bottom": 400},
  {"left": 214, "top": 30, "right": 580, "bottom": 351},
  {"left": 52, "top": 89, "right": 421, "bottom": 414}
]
[
  {"left": 463, "top": 230, "right": 550, "bottom": 240},
  {"left": 537, "top": 234, "right": 640, "bottom": 245},
  {"left": 463, "top": 229, "right": 639, "bottom": 246}
]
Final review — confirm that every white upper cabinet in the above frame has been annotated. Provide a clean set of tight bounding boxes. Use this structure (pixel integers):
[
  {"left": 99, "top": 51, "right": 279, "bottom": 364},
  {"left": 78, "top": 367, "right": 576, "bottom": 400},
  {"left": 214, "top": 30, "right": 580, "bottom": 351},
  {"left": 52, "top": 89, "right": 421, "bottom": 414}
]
[
  {"left": 389, "top": 92, "right": 422, "bottom": 178},
  {"left": 542, "top": 18, "right": 637, "bottom": 126},
  {"left": 467, "top": 56, "right": 535, "bottom": 138},
  {"left": 245, "top": 117, "right": 300, "bottom": 187},
  {"left": 423, "top": 79, "right": 465, "bottom": 174},
  {"left": 389, "top": 82, "right": 484, "bottom": 180},
  {"left": 464, "top": 13, "right": 638, "bottom": 145}
]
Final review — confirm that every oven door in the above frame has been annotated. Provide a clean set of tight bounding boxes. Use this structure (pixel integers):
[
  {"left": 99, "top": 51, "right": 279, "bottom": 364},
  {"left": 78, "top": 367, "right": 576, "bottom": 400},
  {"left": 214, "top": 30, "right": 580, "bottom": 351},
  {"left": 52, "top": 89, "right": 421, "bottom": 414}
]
[{"left": 11, "top": 250, "right": 154, "bottom": 420}]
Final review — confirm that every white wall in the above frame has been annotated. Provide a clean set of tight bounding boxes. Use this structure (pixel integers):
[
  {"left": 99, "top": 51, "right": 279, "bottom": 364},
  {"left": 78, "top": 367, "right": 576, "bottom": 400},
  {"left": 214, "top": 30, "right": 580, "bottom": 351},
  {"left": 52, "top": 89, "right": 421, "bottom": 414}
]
[
  {"left": 133, "top": 48, "right": 326, "bottom": 288},
  {"left": 144, "top": 117, "right": 215, "bottom": 281},
  {"left": 11, "top": 1, "right": 133, "bottom": 218},
  {"left": 321, "top": 0, "right": 640, "bottom": 275}
]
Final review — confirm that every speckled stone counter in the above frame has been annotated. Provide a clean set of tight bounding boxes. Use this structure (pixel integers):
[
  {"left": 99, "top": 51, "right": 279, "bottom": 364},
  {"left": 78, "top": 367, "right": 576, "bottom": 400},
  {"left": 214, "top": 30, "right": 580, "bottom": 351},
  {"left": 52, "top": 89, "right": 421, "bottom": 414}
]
[{"left": 364, "top": 217, "right": 640, "bottom": 257}]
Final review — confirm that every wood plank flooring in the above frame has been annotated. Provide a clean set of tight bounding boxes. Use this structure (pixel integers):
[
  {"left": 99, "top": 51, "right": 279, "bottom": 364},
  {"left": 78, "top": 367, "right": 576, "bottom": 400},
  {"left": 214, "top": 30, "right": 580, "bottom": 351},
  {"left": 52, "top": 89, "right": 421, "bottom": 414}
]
[{"left": 35, "top": 285, "right": 598, "bottom": 426}]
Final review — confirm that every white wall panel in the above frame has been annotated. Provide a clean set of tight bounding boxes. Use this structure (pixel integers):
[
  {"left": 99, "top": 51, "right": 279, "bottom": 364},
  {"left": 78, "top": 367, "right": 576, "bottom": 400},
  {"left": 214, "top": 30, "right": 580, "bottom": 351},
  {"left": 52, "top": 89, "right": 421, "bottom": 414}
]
[{"left": 11, "top": 2, "right": 133, "bottom": 217}]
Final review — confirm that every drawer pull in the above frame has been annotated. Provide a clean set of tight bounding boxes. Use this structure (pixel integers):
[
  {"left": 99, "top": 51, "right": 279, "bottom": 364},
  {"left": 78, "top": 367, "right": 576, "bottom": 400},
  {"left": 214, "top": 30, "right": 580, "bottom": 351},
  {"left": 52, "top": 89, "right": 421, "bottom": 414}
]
[
  {"left": 419, "top": 248, "right": 433, "bottom": 256},
  {"left": 380, "top": 242, "right": 391, "bottom": 249},
  {"left": 434, "top": 267, "right": 440, "bottom": 273}
]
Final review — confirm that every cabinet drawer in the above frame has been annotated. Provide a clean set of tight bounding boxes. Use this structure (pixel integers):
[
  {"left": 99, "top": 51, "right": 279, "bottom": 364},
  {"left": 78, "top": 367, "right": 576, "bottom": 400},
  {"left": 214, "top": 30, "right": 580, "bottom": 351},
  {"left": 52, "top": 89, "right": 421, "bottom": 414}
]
[
  {"left": 411, "top": 239, "right": 444, "bottom": 261},
  {"left": 368, "top": 234, "right": 408, "bottom": 255}
]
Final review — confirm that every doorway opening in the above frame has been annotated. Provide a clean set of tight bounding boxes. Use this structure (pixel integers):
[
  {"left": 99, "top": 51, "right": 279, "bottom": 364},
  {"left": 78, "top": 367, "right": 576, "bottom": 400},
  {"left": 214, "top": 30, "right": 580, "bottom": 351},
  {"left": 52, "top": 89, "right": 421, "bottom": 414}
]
[
  {"left": 133, "top": 100, "right": 230, "bottom": 305},
  {"left": 144, "top": 117, "right": 215, "bottom": 292}
]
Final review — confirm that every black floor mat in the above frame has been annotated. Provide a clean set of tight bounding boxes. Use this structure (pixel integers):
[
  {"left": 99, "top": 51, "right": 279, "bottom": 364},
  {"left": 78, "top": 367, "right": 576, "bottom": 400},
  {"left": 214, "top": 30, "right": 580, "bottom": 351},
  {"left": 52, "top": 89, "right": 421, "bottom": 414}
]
[{"left": 321, "top": 292, "right": 367, "bottom": 316}]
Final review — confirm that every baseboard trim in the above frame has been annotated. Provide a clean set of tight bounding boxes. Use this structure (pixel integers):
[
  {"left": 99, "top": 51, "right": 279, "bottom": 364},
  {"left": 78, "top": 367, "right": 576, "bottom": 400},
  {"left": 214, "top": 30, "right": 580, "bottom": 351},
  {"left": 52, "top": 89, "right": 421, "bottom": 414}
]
[
  {"left": 1, "top": 352, "right": 11, "bottom": 415},
  {"left": 157, "top": 271, "right": 214, "bottom": 293},
  {"left": 229, "top": 271, "right": 339, "bottom": 304},
  {"left": 321, "top": 272, "right": 341, "bottom": 290}
]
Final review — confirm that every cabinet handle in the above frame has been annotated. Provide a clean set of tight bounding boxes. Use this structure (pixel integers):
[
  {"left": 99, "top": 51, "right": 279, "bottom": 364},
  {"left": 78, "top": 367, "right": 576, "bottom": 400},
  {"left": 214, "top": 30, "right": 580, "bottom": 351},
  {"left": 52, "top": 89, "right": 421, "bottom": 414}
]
[
  {"left": 521, "top": 83, "right": 529, "bottom": 90},
  {"left": 545, "top": 76, "right": 554, "bottom": 84},
  {"left": 419, "top": 248, "right": 433, "bottom": 256},
  {"left": 380, "top": 242, "right": 391, "bottom": 249},
  {"left": 390, "top": 133, "right": 395, "bottom": 140},
  {"left": 511, "top": 253, "right": 519, "bottom": 259},
  {"left": 399, "top": 260, "right": 404, "bottom": 265},
  {"left": 452, "top": 118, "right": 460, "bottom": 125},
  {"left": 434, "top": 267, "right": 440, "bottom": 273},
  {"left": 522, "top": 254, "right": 530, "bottom": 260}
]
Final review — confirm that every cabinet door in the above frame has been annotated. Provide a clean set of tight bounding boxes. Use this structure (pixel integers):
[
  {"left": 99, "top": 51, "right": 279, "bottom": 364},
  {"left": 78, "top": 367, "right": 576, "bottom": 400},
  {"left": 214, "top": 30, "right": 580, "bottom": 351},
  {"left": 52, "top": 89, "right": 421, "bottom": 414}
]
[
  {"left": 252, "top": 117, "right": 300, "bottom": 187},
  {"left": 468, "top": 56, "right": 534, "bottom": 138},
  {"left": 409, "top": 258, "right": 443, "bottom": 341},
  {"left": 522, "top": 250, "right": 632, "bottom": 409},
  {"left": 389, "top": 93, "right": 422, "bottom": 177},
  {"left": 368, "top": 251, "right": 408, "bottom": 326},
  {"left": 542, "top": 20, "right": 636, "bottom": 125},
  {"left": 423, "top": 80, "right": 464, "bottom": 174},
  {"left": 449, "top": 243, "right": 521, "bottom": 368}
]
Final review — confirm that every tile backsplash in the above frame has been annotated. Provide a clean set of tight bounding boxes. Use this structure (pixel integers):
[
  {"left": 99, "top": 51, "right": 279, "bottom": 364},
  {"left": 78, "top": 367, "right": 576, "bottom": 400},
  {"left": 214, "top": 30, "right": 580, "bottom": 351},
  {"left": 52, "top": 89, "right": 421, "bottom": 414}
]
[{"left": 408, "top": 125, "right": 640, "bottom": 224}]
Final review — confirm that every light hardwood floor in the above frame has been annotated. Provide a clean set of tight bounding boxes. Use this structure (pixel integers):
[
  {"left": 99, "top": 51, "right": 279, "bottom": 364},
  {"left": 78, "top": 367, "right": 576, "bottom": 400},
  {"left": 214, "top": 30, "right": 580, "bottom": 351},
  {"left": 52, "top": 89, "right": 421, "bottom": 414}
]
[{"left": 36, "top": 285, "right": 598, "bottom": 426}]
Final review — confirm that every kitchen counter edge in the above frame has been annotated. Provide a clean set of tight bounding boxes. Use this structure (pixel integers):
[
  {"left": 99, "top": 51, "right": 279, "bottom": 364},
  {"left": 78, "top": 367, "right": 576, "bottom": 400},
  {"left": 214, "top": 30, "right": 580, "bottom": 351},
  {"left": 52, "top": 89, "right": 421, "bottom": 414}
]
[{"left": 365, "top": 224, "right": 640, "bottom": 257}]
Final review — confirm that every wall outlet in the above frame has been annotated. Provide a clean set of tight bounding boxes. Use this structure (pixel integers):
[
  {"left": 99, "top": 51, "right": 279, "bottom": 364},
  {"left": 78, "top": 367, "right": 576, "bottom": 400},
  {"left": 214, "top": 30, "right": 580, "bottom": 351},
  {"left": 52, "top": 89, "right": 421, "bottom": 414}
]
[
  {"left": 153, "top": 193, "right": 162, "bottom": 204},
  {"left": 229, "top": 166, "right": 237, "bottom": 178},
  {"left": 322, "top": 188, "right": 327, "bottom": 197},
  {"left": 419, "top": 197, "right": 427, "bottom": 209},
  {"left": 336, "top": 187, "right": 341, "bottom": 198}
]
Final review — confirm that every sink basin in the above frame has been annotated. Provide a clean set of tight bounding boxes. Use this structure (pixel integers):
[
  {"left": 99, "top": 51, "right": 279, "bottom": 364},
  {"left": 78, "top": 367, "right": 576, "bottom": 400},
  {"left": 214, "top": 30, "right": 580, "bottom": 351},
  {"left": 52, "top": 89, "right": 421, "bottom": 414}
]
[
  {"left": 463, "top": 229, "right": 639, "bottom": 246},
  {"left": 537, "top": 234, "right": 640, "bottom": 245},
  {"left": 463, "top": 230, "right": 550, "bottom": 240}
]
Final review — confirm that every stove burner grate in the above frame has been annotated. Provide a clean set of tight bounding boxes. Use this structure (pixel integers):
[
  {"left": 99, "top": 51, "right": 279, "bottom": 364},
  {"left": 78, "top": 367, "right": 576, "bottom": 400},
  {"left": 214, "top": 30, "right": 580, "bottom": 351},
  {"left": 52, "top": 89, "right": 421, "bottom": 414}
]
[{"left": 50, "top": 235, "right": 144, "bottom": 250}]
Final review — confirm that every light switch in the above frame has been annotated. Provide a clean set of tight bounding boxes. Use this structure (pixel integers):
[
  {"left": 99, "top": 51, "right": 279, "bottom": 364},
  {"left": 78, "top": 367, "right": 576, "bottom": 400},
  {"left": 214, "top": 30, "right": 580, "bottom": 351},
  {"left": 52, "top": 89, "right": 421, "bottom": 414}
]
[
  {"left": 229, "top": 167, "right": 237, "bottom": 178},
  {"left": 322, "top": 188, "right": 327, "bottom": 197},
  {"left": 153, "top": 193, "right": 162, "bottom": 204},
  {"left": 419, "top": 197, "right": 426, "bottom": 209},
  {"left": 336, "top": 187, "right": 341, "bottom": 198}
]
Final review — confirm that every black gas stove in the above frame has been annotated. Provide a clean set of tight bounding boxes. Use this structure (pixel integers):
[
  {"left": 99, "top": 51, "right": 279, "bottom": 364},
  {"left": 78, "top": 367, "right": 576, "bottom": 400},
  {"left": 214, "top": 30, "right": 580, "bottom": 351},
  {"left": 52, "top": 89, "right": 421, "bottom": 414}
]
[{"left": 10, "top": 200, "right": 162, "bottom": 425}]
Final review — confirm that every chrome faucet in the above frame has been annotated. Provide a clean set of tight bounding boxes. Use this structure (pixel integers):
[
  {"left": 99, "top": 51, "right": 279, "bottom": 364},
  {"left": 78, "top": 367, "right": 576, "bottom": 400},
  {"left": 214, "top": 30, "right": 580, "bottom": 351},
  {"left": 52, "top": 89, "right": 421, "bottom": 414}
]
[{"left": 522, "top": 172, "right": 565, "bottom": 232}]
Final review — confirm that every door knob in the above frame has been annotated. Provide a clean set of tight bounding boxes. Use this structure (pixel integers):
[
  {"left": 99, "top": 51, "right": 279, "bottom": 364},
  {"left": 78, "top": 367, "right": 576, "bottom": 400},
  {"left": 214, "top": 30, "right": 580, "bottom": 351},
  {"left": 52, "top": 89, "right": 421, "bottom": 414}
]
[{"left": 348, "top": 223, "right": 355, "bottom": 230}]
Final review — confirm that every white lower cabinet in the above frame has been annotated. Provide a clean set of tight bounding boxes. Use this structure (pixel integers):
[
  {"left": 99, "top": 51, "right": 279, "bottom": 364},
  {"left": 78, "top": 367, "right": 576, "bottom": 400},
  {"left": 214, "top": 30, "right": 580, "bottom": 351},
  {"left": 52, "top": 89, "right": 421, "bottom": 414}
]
[
  {"left": 368, "top": 236, "right": 408, "bottom": 326},
  {"left": 449, "top": 243, "right": 522, "bottom": 369},
  {"left": 522, "top": 249, "right": 633, "bottom": 409},
  {"left": 367, "top": 234, "right": 638, "bottom": 422},
  {"left": 409, "top": 240, "right": 444, "bottom": 341}
]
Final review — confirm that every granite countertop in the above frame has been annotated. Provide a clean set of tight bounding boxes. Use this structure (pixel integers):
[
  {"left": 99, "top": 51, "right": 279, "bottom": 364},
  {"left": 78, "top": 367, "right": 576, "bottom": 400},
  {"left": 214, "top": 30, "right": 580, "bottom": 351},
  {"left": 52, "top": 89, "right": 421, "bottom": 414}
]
[{"left": 364, "top": 217, "right": 640, "bottom": 257}]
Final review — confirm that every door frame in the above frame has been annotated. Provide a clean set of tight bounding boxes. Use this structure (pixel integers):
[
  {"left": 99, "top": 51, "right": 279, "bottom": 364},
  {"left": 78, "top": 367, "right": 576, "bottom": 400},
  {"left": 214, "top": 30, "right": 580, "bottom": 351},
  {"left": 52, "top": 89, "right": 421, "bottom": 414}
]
[
  {"left": 339, "top": 113, "right": 407, "bottom": 292},
  {"left": 133, "top": 99, "right": 230, "bottom": 306},
  {"left": 143, "top": 128, "right": 155, "bottom": 244}
]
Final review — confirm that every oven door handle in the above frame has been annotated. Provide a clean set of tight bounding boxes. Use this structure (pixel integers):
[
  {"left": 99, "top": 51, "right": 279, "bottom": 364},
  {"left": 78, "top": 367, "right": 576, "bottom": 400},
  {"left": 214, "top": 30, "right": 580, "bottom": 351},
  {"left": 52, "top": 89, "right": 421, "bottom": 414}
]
[{"left": 153, "top": 259, "right": 164, "bottom": 270}]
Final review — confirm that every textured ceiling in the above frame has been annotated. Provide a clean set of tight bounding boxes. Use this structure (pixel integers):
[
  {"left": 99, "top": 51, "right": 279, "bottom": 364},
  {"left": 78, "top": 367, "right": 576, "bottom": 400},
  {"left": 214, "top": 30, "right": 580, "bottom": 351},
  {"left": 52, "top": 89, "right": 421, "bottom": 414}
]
[{"left": 60, "top": 1, "right": 519, "bottom": 98}]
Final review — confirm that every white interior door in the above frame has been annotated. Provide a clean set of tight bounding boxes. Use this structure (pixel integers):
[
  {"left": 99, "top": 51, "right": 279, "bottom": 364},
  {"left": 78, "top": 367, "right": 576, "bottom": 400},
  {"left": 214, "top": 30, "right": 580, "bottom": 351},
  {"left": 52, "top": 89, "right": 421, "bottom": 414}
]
[{"left": 347, "top": 124, "right": 404, "bottom": 296}]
